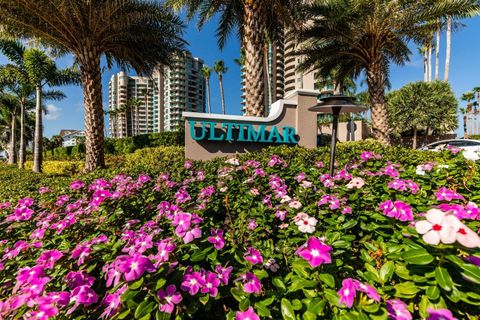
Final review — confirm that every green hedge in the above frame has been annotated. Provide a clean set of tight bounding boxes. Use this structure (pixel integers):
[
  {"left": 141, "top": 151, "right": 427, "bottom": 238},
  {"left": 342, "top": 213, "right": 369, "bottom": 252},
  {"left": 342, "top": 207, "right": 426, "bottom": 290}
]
[{"left": 45, "top": 131, "right": 184, "bottom": 160}]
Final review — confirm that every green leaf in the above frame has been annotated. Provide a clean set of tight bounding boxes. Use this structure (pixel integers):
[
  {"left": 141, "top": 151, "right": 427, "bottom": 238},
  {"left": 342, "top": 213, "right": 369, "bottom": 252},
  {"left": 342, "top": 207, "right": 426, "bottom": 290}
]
[
  {"left": 461, "top": 263, "right": 480, "bottom": 284},
  {"left": 435, "top": 267, "right": 454, "bottom": 291},
  {"left": 318, "top": 273, "right": 335, "bottom": 288},
  {"left": 303, "top": 311, "right": 317, "bottom": 320},
  {"left": 426, "top": 286, "right": 440, "bottom": 300},
  {"left": 155, "top": 278, "right": 166, "bottom": 291},
  {"left": 306, "top": 298, "right": 325, "bottom": 314},
  {"left": 255, "top": 302, "right": 272, "bottom": 317},
  {"left": 273, "top": 277, "right": 287, "bottom": 291},
  {"left": 239, "top": 297, "right": 250, "bottom": 311},
  {"left": 402, "top": 249, "right": 434, "bottom": 265},
  {"left": 231, "top": 287, "right": 246, "bottom": 302},
  {"left": 130, "top": 277, "right": 144, "bottom": 290},
  {"left": 134, "top": 300, "right": 155, "bottom": 319},
  {"left": 379, "top": 261, "right": 395, "bottom": 283},
  {"left": 281, "top": 298, "right": 295, "bottom": 320},
  {"left": 394, "top": 281, "right": 420, "bottom": 298}
]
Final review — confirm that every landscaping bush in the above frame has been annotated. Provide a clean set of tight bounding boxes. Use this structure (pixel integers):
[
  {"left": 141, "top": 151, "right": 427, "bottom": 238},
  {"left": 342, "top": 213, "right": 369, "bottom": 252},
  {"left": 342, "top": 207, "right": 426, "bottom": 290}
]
[
  {"left": 24, "top": 160, "right": 84, "bottom": 175},
  {"left": 0, "top": 142, "right": 479, "bottom": 319}
]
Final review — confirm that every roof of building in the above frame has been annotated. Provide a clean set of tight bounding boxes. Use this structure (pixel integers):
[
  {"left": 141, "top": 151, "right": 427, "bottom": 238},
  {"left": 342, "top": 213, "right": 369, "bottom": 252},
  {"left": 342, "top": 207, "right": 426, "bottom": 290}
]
[{"left": 58, "top": 129, "right": 82, "bottom": 137}]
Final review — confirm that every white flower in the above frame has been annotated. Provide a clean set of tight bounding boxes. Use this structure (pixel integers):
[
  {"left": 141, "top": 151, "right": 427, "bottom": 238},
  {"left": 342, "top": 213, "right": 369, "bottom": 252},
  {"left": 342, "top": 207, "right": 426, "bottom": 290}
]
[
  {"left": 280, "top": 196, "right": 292, "bottom": 204},
  {"left": 415, "top": 165, "right": 426, "bottom": 176},
  {"left": 415, "top": 209, "right": 459, "bottom": 245},
  {"left": 463, "top": 150, "right": 480, "bottom": 161},
  {"left": 225, "top": 158, "right": 240, "bottom": 166},
  {"left": 289, "top": 200, "right": 302, "bottom": 209},
  {"left": 295, "top": 214, "right": 317, "bottom": 233},
  {"left": 346, "top": 177, "right": 365, "bottom": 189},
  {"left": 300, "top": 181, "right": 313, "bottom": 188},
  {"left": 456, "top": 221, "right": 480, "bottom": 248}
]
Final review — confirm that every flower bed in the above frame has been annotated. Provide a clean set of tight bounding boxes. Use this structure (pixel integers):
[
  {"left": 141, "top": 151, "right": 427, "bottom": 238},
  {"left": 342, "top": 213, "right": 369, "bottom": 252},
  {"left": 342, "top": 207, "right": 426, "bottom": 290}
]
[{"left": 0, "top": 142, "right": 479, "bottom": 319}]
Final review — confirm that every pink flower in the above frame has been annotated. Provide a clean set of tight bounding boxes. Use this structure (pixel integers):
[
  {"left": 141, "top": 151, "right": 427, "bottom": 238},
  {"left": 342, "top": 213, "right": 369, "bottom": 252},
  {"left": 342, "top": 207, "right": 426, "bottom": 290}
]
[
  {"left": 100, "top": 285, "right": 127, "bottom": 318},
  {"left": 352, "top": 280, "right": 380, "bottom": 301},
  {"left": 181, "top": 272, "right": 205, "bottom": 295},
  {"left": 201, "top": 272, "right": 220, "bottom": 297},
  {"left": 338, "top": 278, "right": 356, "bottom": 308},
  {"left": 236, "top": 307, "right": 260, "bottom": 320},
  {"left": 158, "top": 284, "right": 182, "bottom": 314},
  {"left": 238, "top": 272, "right": 262, "bottom": 294},
  {"left": 244, "top": 248, "right": 263, "bottom": 265},
  {"left": 456, "top": 222, "right": 480, "bottom": 248},
  {"left": 70, "top": 285, "right": 98, "bottom": 306},
  {"left": 248, "top": 219, "right": 257, "bottom": 230},
  {"left": 37, "top": 250, "right": 63, "bottom": 269},
  {"left": 215, "top": 265, "right": 233, "bottom": 285},
  {"left": 379, "top": 200, "right": 413, "bottom": 221},
  {"left": 118, "top": 254, "right": 156, "bottom": 282},
  {"left": 435, "top": 187, "right": 464, "bottom": 202},
  {"left": 65, "top": 271, "right": 95, "bottom": 289},
  {"left": 427, "top": 308, "right": 457, "bottom": 320},
  {"left": 289, "top": 200, "right": 302, "bottom": 209},
  {"left": 386, "top": 299, "right": 412, "bottom": 320},
  {"left": 156, "top": 239, "right": 176, "bottom": 263},
  {"left": 296, "top": 237, "right": 332, "bottom": 267},
  {"left": 208, "top": 229, "right": 225, "bottom": 250},
  {"left": 182, "top": 226, "right": 202, "bottom": 243},
  {"left": 70, "top": 180, "right": 85, "bottom": 190}
]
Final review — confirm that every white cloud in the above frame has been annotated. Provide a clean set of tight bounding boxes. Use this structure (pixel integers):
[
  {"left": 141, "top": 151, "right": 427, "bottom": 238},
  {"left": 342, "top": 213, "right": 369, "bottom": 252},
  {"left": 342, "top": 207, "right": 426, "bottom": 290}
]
[{"left": 44, "top": 104, "right": 62, "bottom": 121}]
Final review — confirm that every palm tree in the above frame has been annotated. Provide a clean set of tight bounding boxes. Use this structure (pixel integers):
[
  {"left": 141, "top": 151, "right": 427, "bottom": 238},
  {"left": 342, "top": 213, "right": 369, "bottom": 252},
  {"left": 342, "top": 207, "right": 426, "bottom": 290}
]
[
  {"left": 201, "top": 66, "right": 212, "bottom": 113},
  {"left": 0, "top": 40, "right": 76, "bottom": 172},
  {"left": 445, "top": 16, "right": 452, "bottom": 81},
  {"left": 0, "top": 0, "right": 185, "bottom": 172},
  {"left": 435, "top": 19, "right": 441, "bottom": 80},
  {"left": 298, "top": 0, "right": 479, "bottom": 145},
  {"left": 461, "top": 91, "right": 475, "bottom": 137},
  {"left": 0, "top": 93, "right": 18, "bottom": 164},
  {"left": 213, "top": 60, "right": 228, "bottom": 115},
  {"left": 167, "top": 0, "right": 301, "bottom": 117},
  {"left": 459, "top": 107, "right": 468, "bottom": 138}
]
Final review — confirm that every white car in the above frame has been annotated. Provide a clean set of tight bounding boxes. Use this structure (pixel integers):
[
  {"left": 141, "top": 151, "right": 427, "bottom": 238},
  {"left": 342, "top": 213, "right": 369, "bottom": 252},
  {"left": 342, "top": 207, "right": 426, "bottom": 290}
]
[{"left": 419, "top": 139, "right": 480, "bottom": 161}]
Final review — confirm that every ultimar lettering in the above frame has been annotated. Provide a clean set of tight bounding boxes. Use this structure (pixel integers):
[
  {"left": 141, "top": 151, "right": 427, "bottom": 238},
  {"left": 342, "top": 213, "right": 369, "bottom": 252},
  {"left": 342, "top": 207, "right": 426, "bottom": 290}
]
[{"left": 189, "top": 120, "right": 298, "bottom": 144}]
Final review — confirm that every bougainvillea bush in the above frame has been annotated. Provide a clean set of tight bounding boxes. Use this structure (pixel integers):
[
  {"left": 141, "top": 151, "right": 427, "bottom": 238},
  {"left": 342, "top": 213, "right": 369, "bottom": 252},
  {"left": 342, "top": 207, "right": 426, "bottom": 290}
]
[{"left": 0, "top": 142, "right": 480, "bottom": 320}]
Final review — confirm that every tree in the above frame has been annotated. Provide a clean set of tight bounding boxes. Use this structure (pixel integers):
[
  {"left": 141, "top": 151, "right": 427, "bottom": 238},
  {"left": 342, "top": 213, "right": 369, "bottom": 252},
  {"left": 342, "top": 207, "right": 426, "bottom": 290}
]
[
  {"left": 167, "top": 0, "right": 301, "bottom": 117},
  {"left": 0, "top": 40, "right": 75, "bottom": 172},
  {"left": 387, "top": 81, "right": 458, "bottom": 149},
  {"left": 213, "top": 60, "right": 228, "bottom": 115},
  {"left": 459, "top": 107, "right": 468, "bottom": 137},
  {"left": 0, "top": 93, "right": 18, "bottom": 164},
  {"left": 299, "top": 0, "right": 479, "bottom": 145},
  {"left": 461, "top": 91, "right": 476, "bottom": 137},
  {"left": 201, "top": 66, "right": 212, "bottom": 113},
  {"left": 445, "top": 16, "right": 452, "bottom": 81},
  {"left": 435, "top": 19, "right": 441, "bottom": 80},
  {"left": 0, "top": 0, "right": 185, "bottom": 172},
  {"left": 140, "top": 87, "right": 152, "bottom": 133},
  {"left": 51, "top": 135, "right": 63, "bottom": 148}
]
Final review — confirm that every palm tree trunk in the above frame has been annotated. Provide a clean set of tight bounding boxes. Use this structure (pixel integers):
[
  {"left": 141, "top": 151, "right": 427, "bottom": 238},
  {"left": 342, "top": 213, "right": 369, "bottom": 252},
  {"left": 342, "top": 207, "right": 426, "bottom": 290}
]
[
  {"left": 423, "top": 44, "right": 428, "bottom": 82},
  {"left": 412, "top": 128, "right": 417, "bottom": 149},
  {"left": 8, "top": 113, "right": 16, "bottom": 165},
  {"left": 428, "top": 36, "right": 433, "bottom": 82},
  {"left": 366, "top": 62, "right": 391, "bottom": 145},
  {"left": 145, "top": 94, "right": 149, "bottom": 133},
  {"left": 243, "top": 0, "right": 266, "bottom": 117},
  {"left": 206, "top": 78, "right": 211, "bottom": 113},
  {"left": 33, "top": 84, "right": 43, "bottom": 173},
  {"left": 79, "top": 53, "right": 105, "bottom": 172},
  {"left": 18, "top": 100, "right": 26, "bottom": 169},
  {"left": 219, "top": 75, "right": 225, "bottom": 115},
  {"left": 463, "top": 113, "right": 467, "bottom": 138},
  {"left": 264, "top": 44, "right": 272, "bottom": 107},
  {"left": 131, "top": 107, "right": 135, "bottom": 136},
  {"left": 435, "top": 24, "right": 440, "bottom": 80},
  {"left": 445, "top": 17, "right": 451, "bottom": 82}
]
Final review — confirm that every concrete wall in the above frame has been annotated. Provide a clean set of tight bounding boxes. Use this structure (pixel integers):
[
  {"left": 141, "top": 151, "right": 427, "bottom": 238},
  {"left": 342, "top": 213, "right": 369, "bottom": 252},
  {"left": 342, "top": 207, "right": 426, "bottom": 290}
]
[{"left": 318, "top": 121, "right": 369, "bottom": 142}]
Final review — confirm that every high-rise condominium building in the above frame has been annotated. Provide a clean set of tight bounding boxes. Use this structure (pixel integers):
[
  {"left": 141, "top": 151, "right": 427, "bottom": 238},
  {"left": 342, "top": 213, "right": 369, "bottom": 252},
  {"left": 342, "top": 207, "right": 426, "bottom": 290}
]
[
  {"left": 241, "top": 28, "right": 333, "bottom": 114},
  {"left": 108, "top": 51, "right": 206, "bottom": 137}
]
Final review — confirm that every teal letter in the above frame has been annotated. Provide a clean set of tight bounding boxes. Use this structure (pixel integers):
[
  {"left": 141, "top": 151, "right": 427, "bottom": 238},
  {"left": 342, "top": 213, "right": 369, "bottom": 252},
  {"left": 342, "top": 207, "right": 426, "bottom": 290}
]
[
  {"left": 267, "top": 126, "right": 282, "bottom": 143},
  {"left": 221, "top": 122, "right": 237, "bottom": 141},
  {"left": 282, "top": 126, "right": 298, "bottom": 144},
  {"left": 208, "top": 122, "right": 224, "bottom": 141},
  {"left": 247, "top": 125, "right": 267, "bottom": 142},
  {"left": 189, "top": 120, "right": 206, "bottom": 141},
  {"left": 237, "top": 124, "right": 251, "bottom": 142}
]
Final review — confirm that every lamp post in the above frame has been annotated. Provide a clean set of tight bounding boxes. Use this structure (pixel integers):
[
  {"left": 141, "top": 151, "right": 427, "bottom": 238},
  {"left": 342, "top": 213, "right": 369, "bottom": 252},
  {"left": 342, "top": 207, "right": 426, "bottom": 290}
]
[{"left": 309, "top": 95, "right": 367, "bottom": 176}]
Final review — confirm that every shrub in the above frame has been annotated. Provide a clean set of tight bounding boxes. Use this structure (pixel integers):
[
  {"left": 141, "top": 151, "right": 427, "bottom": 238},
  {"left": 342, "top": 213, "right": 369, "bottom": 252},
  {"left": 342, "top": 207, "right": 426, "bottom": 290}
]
[
  {"left": 24, "top": 160, "right": 84, "bottom": 175},
  {"left": 0, "top": 142, "right": 479, "bottom": 319}
]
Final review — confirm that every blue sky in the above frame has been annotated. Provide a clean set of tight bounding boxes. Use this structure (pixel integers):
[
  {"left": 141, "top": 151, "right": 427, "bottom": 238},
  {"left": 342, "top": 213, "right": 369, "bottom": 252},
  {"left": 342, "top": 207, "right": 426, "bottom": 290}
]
[{"left": 0, "top": 14, "right": 479, "bottom": 138}]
